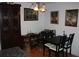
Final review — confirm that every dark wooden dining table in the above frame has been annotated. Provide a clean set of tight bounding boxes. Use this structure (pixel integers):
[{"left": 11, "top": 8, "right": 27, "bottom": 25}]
[{"left": 43, "top": 35, "right": 68, "bottom": 56}]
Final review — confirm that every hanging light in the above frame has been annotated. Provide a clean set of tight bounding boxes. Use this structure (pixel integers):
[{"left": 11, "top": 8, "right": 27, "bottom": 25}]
[
  {"left": 32, "top": 2, "right": 46, "bottom": 12},
  {"left": 33, "top": 3, "right": 39, "bottom": 11}
]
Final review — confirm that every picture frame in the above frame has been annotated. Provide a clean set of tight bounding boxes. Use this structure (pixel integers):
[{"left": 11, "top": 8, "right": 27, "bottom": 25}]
[
  {"left": 65, "top": 9, "right": 78, "bottom": 27},
  {"left": 50, "top": 11, "right": 59, "bottom": 24},
  {"left": 24, "top": 8, "right": 38, "bottom": 21}
]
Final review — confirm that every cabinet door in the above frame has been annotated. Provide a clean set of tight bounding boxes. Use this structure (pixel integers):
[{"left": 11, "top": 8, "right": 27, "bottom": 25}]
[
  {"left": 0, "top": 6, "right": 2, "bottom": 49},
  {"left": 11, "top": 5, "right": 21, "bottom": 36},
  {"left": 1, "top": 4, "right": 23, "bottom": 49},
  {"left": 1, "top": 5, "right": 11, "bottom": 49},
  {"left": 7, "top": 5, "right": 21, "bottom": 47}
]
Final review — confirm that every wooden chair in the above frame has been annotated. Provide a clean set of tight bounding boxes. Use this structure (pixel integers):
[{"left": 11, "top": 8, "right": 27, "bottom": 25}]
[{"left": 64, "top": 33, "right": 75, "bottom": 56}]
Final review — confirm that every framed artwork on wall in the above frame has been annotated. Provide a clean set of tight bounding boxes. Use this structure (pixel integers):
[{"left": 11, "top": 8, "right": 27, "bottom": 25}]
[
  {"left": 24, "top": 8, "right": 38, "bottom": 21},
  {"left": 65, "top": 9, "right": 78, "bottom": 27},
  {"left": 50, "top": 11, "right": 59, "bottom": 24}
]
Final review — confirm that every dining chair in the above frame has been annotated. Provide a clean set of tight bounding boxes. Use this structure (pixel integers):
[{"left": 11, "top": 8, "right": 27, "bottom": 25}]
[
  {"left": 44, "top": 35, "right": 66, "bottom": 57},
  {"left": 64, "top": 33, "right": 75, "bottom": 56},
  {"left": 37, "top": 30, "right": 48, "bottom": 49}
]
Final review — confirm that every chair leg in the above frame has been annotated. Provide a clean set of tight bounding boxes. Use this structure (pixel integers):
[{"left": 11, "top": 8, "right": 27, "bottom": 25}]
[
  {"left": 55, "top": 45, "right": 58, "bottom": 57},
  {"left": 55, "top": 52, "right": 57, "bottom": 56},
  {"left": 57, "top": 52, "right": 59, "bottom": 57},
  {"left": 62, "top": 49, "right": 64, "bottom": 57},
  {"left": 66, "top": 49, "right": 68, "bottom": 57},
  {"left": 43, "top": 45, "right": 45, "bottom": 56},
  {"left": 70, "top": 47, "right": 71, "bottom": 55}
]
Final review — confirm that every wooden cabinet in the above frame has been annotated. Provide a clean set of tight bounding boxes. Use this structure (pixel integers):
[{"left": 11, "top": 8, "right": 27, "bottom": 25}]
[{"left": 0, "top": 3, "right": 24, "bottom": 49}]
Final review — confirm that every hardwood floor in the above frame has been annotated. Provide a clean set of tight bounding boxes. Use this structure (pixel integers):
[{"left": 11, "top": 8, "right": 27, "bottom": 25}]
[{"left": 23, "top": 43, "right": 77, "bottom": 57}]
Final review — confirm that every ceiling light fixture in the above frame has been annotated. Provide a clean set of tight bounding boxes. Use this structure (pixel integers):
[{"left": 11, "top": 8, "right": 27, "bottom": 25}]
[{"left": 32, "top": 2, "right": 46, "bottom": 12}]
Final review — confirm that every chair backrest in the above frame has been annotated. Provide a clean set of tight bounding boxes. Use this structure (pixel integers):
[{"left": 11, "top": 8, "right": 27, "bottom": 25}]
[
  {"left": 68, "top": 33, "right": 75, "bottom": 45},
  {"left": 39, "top": 30, "right": 56, "bottom": 44},
  {"left": 45, "top": 30, "right": 56, "bottom": 43},
  {"left": 38, "top": 31, "right": 48, "bottom": 44},
  {"left": 50, "top": 30, "right": 56, "bottom": 37},
  {"left": 59, "top": 35, "right": 67, "bottom": 48}
]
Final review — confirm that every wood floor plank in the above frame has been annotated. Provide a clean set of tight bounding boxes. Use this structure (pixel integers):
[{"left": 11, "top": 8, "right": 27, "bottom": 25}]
[{"left": 23, "top": 43, "right": 77, "bottom": 57}]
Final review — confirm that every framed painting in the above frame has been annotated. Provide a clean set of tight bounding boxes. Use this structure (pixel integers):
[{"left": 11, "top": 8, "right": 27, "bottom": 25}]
[
  {"left": 50, "top": 11, "right": 59, "bottom": 24},
  {"left": 24, "top": 8, "right": 38, "bottom": 21},
  {"left": 65, "top": 9, "right": 78, "bottom": 27}
]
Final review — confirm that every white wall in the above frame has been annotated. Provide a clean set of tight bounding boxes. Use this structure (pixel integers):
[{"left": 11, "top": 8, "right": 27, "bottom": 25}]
[
  {"left": 17, "top": 2, "right": 47, "bottom": 35},
  {"left": 45, "top": 2, "right": 79, "bottom": 56}
]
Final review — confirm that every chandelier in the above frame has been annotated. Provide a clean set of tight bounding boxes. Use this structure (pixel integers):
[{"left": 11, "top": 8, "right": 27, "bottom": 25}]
[{"left": 32, "top": 2, "right": 46, "bottom": 12}]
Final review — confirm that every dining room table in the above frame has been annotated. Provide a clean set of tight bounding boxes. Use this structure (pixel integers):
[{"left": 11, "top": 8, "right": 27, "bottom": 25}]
[{"left": 43, "top": 35, "right": 68, "bottom": 56}]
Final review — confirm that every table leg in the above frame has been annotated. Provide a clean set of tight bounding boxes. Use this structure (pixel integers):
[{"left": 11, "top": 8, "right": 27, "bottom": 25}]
[
  {"left": 43, "top": 45, "right": 45, "bottom": 56},
  {"left": 48, "top": 49, "right": 51, "bottom": 57}
]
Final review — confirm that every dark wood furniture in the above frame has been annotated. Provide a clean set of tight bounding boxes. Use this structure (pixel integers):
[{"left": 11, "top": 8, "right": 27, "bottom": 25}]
[
  {"left": 43, "top": 35, "right": 66, "bottom": 57},
  {"left": 0, "top": 3, "right": 24, "bottom": 49},
  {"left": 43, "top": 33, "right": 74, "bottom": 57},
  {"left": 23, "top": 29, "right": 56, "bottom": 48},
  {"left": 23, "top": 33, "right": 38, "bottom": 48},
  {"left": 64, "top": 33, "right": 75, "bottom": 56}
]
